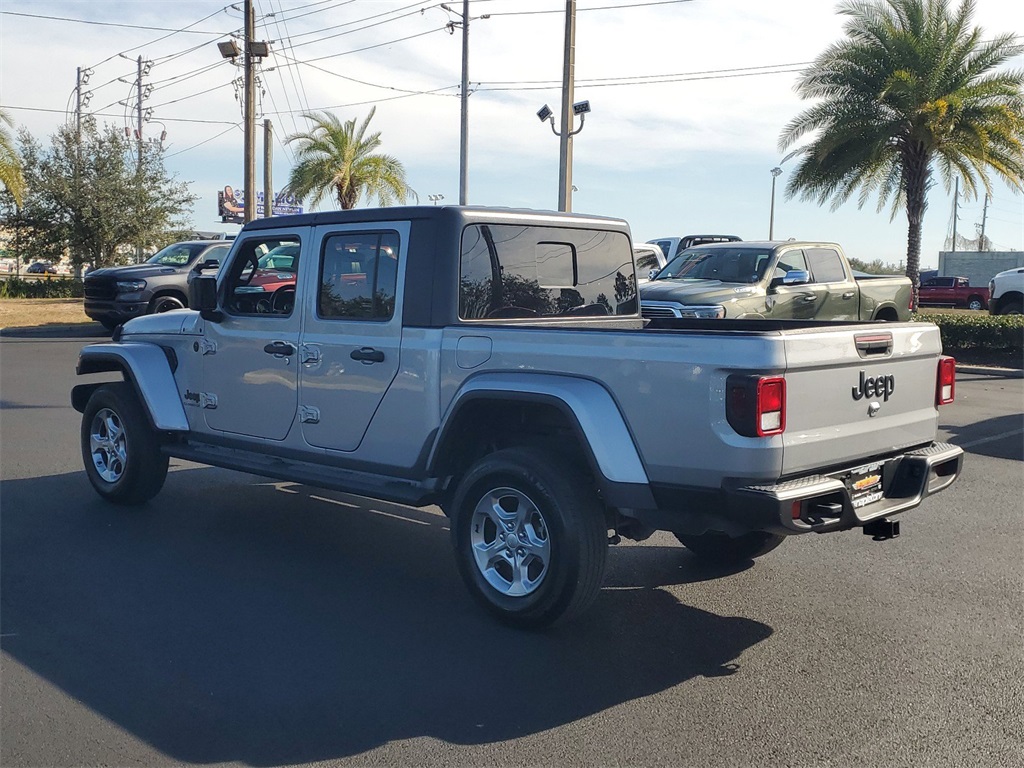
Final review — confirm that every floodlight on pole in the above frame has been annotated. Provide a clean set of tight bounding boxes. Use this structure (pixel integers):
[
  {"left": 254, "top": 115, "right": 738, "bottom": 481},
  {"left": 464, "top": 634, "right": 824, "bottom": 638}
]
[
  {"left": 428, "top": 194, "right": 444, "bottom": 205},
  {"left": 218, "top": 40, "right": 241, "bottom": 59}
]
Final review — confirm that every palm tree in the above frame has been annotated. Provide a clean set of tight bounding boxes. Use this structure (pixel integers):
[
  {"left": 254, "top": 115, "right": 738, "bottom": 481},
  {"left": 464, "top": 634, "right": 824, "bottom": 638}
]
[
  {"left": 779, "top": 0, "right": 1024, "bottom": 307},
  {"left": 0, "top": 108, "right": 26, "bottom": 207},
  {"left": 284, "top": 107, "right": 416, "bottom": 210}
]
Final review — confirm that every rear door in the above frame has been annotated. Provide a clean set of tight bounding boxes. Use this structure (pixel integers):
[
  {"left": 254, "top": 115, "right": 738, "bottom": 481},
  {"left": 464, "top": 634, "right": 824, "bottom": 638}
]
[
  {"left": 297, "top": 222, "right": 407, "bottom": 452},
  {"left": 805, "top": 247, "right": 858, "bottom": 320}
]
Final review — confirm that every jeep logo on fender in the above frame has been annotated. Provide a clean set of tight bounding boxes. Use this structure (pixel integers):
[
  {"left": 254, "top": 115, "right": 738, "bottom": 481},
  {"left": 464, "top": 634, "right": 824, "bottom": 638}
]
[{"left": 852, "top": 371, "right": 895, "bottom": 401}]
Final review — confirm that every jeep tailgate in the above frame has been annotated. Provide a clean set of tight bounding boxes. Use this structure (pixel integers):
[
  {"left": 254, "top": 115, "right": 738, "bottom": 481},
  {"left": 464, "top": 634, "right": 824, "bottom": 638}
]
[{"left": 780, "top": 323, "right": 944, "bottom": 477}]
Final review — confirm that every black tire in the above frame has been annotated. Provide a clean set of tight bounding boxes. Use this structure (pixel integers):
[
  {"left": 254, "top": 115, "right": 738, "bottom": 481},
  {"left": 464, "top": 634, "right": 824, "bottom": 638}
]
[
  {"left": 81, "top": 382, "right": 169, "bottom": 505},
  {"left": 999, "top": 302, "right": 1023, "bottom": 316},
  {"left": 450, "top": 447, "right": 608, "bottom": 628},
  {"left": 150, "top": 295, "right": 186, "bottom": 314},
  {"left": 967, "top": 297, "right": 984, "bottom": 311},
  {"left": 674, "top": 530, "right": 786, "bottom": 564},
  {"left": 99, "top": 318, "right": 120, "bottom": 332}
]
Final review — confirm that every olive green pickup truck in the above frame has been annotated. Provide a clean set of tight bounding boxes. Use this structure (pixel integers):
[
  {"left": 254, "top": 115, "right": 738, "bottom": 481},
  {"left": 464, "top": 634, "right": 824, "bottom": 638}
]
[{"left": 640, "top": 240, "right": 911, "bottom": 321}]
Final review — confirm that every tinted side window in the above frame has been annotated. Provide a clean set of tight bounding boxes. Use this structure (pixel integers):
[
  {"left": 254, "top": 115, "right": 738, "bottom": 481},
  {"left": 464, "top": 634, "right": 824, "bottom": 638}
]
[
  {"left": 459, "top": 224, "right": 635, "bottom": 319},
  {"left": 318, "top": 230, "right": 400, "bottom": 321},
  {"left": 806, "top": 248, "right": 846, "bottom": 283}
]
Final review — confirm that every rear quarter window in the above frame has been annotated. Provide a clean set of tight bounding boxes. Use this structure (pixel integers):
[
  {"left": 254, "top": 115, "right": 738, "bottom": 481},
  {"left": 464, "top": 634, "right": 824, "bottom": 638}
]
[{"left": 459, "top": 224, "right": 636, "bottom": 320}]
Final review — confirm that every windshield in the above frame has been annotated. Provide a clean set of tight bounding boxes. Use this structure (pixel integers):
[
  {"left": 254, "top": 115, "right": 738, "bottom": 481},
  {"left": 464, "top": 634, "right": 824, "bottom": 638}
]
[
  {"left": 656, "top": 247, "right": 774, "bottom": 285},
  {"left": 146, "top": 242, "right": 209, "bottom": 267}
]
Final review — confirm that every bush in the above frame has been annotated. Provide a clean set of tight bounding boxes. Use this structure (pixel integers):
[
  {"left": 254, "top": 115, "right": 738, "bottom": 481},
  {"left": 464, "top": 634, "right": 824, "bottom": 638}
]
[
  {"left": 914, "top": 312, "right": 1024, "bottom": 358},
  {"left": 0, "top": 277, "right": 84, "bottom": 299}
]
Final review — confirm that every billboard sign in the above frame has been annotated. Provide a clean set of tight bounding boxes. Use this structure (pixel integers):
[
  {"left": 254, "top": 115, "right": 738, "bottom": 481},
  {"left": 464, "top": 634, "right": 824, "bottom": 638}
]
[{"left": 218, "top": 186, "right": 303, "bottom": 223}]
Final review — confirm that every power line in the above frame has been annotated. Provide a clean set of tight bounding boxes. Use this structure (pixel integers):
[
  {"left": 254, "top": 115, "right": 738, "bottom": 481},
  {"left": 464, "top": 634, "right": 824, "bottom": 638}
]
[
  {"left": 283, "top": 0, "right": 434, "bottom": 43},
  {"left": 485, "top": 0, "right": 694, "bottom": 16},
  {"left": 3, "top": 104, "right": 237, "bottom": 126},
  {"left": 164, "top": 123, "right": 243, "bottom": 159},
  {"left": 0, "top": 10, "right": 226, "bottom": 34}
]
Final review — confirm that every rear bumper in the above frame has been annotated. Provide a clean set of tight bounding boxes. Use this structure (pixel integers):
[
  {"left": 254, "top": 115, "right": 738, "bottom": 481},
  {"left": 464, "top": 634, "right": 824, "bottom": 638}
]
[
  {"left": 726, "top": 442, "right": 963, "bottom": 535},
  {"left": 629, "top": 442, "right": 963, "bottom": 537}
]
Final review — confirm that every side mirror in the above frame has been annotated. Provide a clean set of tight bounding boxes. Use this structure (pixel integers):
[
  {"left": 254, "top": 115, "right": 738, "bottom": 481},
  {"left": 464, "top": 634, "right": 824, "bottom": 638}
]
[
  {"left": 782, "top": 269, "right": 810, "bottom": 286},
  {"left": 189, "top": 275, "right": 222, "bottom": 321},
  {"left": 195, "top": 258, "right": 222, "bottom": 273}
]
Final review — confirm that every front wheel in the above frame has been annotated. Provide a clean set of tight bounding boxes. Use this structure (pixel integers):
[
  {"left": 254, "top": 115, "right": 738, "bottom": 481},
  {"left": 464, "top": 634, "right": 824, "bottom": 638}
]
[
  {"left": 451, "top": 448, "right": 608, "bottom": 628},
  {"left": 999, "top": 302, "right": 1023, "bottom": 316},
  {"left": 150, "top": 295, "right": 185, "bottom": 314},
  {"left": 675, "top": 530, "right": 785, "bottom": 565},
  {"left": 81, "top": 382, "right": 169, "bottom": 505}
]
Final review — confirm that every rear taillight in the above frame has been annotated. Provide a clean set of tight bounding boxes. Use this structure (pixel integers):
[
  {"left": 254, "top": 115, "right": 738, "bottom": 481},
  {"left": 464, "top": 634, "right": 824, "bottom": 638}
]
[
  {"left": 936, "top": 356, "right": 956, "bottom": 405},
  {"left": 726, "top": 375, "right": 786, "bottom": 437}
]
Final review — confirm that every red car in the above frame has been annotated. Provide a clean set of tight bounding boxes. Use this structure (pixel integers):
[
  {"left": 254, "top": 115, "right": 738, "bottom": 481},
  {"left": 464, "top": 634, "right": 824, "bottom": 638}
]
[{"left": 919, "top": 276, "right": 989, "bottom": 310}]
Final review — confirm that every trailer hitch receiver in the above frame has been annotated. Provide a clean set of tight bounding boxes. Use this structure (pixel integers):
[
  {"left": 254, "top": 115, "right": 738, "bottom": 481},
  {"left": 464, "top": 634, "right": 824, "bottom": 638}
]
[{"left": 863, "top": 518, "right": 900, "bottom": 541}]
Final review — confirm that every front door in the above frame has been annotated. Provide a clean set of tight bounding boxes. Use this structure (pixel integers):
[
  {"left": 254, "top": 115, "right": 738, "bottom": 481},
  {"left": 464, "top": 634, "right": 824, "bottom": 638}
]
[
  {"left": 297, "top": 224, "right": 406, "bottom": 452},
  {"left": 201, "top": 228, "right": 307, "bottom": 440}
]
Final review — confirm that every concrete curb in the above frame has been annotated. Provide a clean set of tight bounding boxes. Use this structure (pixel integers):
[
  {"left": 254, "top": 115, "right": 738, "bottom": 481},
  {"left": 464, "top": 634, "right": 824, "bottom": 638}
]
[
  {"left": 955, "top": 364, "right": 1024, "bottom": 379},
  {"left": 0, "top": 323, "right": 110, "bottom": 339}
]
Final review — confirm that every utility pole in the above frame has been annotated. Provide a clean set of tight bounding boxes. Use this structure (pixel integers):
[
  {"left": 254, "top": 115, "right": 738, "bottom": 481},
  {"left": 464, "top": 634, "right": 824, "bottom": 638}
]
[
  {"left": 459, "top": 0, "right": 469, "bottom": 205},
  {"left": 558, "top": 0, "right": 577, "bottom": 213},
  {"left": 76, "top": 67, "right": 84, "bottom": 144},
  {"left": 244, "top": 0, "right": 256, "bottom": 223},
  {"left": 951, "top": 178, "right": 959, "bottom": 252},
  {"left": 979, "top": 193, "right": 989, "bottom": 251},
  {"left": 263, "top": 119, "right": 273, "bottom": 218},
  {"left": 135, "top": 56, "right": 145, "bottom": 263}
]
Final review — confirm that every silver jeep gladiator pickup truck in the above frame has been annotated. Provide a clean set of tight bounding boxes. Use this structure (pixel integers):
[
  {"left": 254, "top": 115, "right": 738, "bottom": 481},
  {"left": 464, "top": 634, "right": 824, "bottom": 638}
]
[{"left": 73, "top": 206, "right": 963, "bottom": 627}]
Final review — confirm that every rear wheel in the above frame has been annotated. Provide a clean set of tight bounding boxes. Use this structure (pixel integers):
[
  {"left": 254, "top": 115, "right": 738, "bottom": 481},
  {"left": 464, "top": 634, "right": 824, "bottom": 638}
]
[
  {"left": 675, "top": 530, "right": 785, "bottom": 564},
  {"left": 967, "top": 296, "right": 984, "bottom": 311},
  {"left": 81, "top": 382, "right": 168, "bottom": 505},
  {"left": 451, "top": 447, "right": 607, "bottom": 628}
]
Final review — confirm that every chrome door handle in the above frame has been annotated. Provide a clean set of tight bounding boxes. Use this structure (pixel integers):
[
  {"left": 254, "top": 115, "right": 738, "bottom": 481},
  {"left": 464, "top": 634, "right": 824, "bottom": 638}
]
[{"left": 842, "top": 291, "right": 856, "bottom": 299}]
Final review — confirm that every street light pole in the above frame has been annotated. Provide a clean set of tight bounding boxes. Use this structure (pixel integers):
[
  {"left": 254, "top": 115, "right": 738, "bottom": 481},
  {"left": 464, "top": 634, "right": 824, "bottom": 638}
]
[
  {"left": 769, "top": 166, "right": 782, "bottom": 240},
  {"left": 244, "top": 0, "right": 256, "bottom": 224},
  {"left": 558, "top": 0, "right": 577, "bottom": 212}
]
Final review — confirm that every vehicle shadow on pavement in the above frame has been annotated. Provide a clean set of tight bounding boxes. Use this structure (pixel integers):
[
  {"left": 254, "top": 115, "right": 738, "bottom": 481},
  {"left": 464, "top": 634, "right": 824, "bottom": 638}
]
[
  {"left": 0, "top": 467, "right": 773, "bottom": 766},
  {"left": 943, "top": 412, "right": 1024, "bottom": 462}
]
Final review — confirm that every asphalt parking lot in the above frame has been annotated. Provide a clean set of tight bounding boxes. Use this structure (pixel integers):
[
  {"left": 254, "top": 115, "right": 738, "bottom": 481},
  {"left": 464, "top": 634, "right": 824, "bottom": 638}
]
[{"left": 1, "top": 334, "right": 1021, "bottom": 767}]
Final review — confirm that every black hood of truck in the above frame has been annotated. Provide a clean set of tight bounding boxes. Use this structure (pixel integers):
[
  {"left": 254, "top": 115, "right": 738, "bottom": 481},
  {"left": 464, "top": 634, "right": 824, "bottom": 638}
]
[
  {"left": 640, "top": 279, "right": 748, "bottom": 304},
  {"left": 86, "top": 264, "right": 185, "bottom": 280}
]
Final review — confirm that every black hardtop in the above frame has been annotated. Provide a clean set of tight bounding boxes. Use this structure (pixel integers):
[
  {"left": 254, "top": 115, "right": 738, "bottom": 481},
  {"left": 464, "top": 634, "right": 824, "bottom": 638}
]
[
  {"left": 239, "top": 205, "right": 633, "bottom": 329},
  {"left": 240, "top": 204, "right": 631, "bottom": 235}
]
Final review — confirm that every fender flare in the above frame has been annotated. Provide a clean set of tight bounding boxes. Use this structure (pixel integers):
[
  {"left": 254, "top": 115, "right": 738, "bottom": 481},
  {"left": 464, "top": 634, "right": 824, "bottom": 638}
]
[
  {"left": 429, "top": 372, "right": 654, "bottom": 508},
  {"left": 73, "top": 342, "right": 189, "bottom": 432}
]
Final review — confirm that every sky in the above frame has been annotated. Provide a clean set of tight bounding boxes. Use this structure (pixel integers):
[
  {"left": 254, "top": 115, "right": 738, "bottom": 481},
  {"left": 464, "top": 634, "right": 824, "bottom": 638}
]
[{"left": 2, "top": 0, "right": 1023, "bottom": 269}]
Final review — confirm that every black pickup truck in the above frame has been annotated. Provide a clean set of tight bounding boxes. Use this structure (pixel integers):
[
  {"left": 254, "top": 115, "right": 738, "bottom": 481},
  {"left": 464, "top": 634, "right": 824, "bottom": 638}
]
[{"left": 84, "top": 240, "right": 231, "bottom": 330}]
